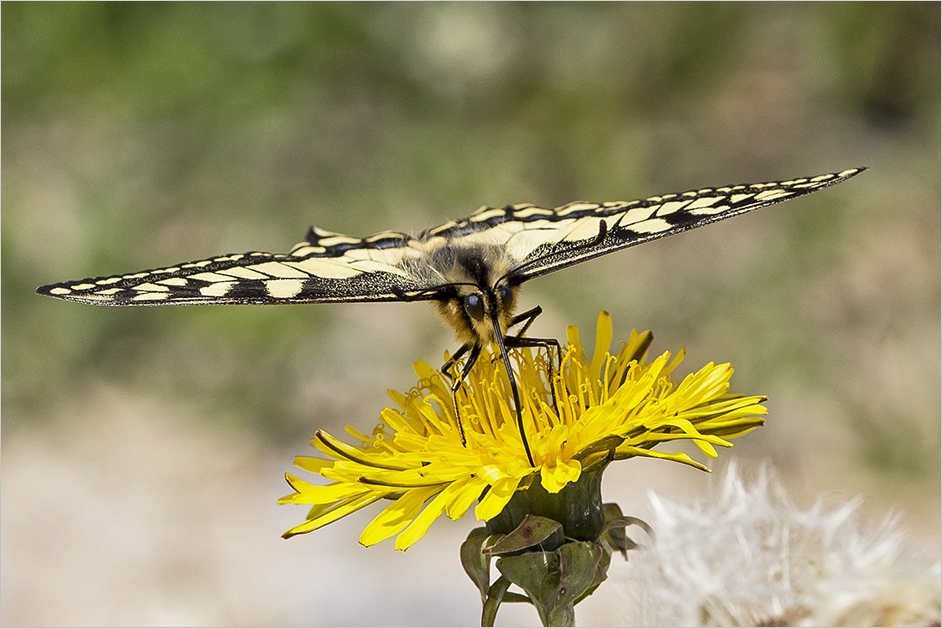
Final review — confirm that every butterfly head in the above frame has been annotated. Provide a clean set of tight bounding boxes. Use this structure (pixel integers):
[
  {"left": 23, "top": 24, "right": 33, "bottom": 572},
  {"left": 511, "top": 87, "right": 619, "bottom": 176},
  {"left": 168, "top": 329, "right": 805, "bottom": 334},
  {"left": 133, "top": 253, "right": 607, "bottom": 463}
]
[{"left": 433, "top": 246, "right": 520, "bottom": 347}]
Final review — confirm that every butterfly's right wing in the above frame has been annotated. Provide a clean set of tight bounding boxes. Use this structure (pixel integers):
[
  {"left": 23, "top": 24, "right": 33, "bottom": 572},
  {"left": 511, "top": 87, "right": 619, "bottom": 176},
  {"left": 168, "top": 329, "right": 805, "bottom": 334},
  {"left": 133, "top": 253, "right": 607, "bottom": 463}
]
[
  {"left": 506, "top": 168, "right": 866, "bottom": 281},
  {"left": 418, "top": 168, "right": 866, "bottom": 284},
  {"left": 36, "top": 227, "right": 445, "bottom": 306}
]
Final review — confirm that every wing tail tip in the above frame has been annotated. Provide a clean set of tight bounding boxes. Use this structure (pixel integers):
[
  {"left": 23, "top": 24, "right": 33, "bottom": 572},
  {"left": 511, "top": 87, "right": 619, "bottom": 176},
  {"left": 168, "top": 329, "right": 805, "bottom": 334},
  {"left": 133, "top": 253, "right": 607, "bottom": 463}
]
[
  {"left": 36, "top": 283, "right": 65, "bottom": 298},
  {"left": 36, "top": 282, "right": 112, "bottom": 306}
]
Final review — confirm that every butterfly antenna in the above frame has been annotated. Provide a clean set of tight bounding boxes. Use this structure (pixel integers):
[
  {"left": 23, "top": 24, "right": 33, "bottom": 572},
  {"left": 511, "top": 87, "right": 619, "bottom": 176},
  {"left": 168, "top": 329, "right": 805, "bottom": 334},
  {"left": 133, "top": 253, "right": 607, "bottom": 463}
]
[{"left": 491, "top": 315, "right": 535, "bottom": 467}]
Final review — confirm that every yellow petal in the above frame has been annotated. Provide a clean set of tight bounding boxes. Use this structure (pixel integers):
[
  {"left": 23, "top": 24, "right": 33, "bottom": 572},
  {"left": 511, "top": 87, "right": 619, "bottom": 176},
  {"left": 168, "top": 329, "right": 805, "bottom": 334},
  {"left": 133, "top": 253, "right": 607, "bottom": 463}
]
[
  {"left": 282, "top": 492, "right": 383, "bottom": 538},
  {"left": 394, "top": 482, "right": 467, "bottom": 550},
  {"left": 359, "top": 486, "right": 441, "bottom": 547},
  {"left": 540, "top": 459, "right": 581, "bottom": 493},
  {"left": 294, "top": 456, "right": 333, "bottom": 474},
  {"left": 445, "top": 476, "right": 488, "bottom": 520},
  {"left": 474, "top": 476, "right": 522, "bottom": 521},
  {"left": 588, "top": 310, "right": 613, "bottom": 382}
]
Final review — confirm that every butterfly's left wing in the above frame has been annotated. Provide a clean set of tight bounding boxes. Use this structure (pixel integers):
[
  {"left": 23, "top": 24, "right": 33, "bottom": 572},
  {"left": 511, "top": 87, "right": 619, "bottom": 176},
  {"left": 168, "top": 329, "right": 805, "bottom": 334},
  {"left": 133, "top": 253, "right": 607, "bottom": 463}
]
[
  {"left": 36, "top": 227, "right": 445, "bottom": 306},
  {"left": 429, "top": 168, "right": 866, "bottom": 283}
]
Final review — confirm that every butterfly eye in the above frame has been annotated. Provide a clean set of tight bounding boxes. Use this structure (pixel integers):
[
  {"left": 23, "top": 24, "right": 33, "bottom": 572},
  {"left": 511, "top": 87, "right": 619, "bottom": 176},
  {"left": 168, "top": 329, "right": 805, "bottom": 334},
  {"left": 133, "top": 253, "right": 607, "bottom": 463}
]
[
  {"left": 463, "top": 294, "right": 485, "bottom": 321},
  {"left": 497, "top": 285, "right": 513, "bottom": 306}
]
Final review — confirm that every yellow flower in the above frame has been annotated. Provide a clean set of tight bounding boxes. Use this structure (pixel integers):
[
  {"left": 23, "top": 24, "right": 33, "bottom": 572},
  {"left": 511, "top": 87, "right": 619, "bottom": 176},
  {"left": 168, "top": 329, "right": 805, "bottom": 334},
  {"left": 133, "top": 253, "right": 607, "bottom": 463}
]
[{"left": 280, "top": 311, "right": 766, "bottom": 550}]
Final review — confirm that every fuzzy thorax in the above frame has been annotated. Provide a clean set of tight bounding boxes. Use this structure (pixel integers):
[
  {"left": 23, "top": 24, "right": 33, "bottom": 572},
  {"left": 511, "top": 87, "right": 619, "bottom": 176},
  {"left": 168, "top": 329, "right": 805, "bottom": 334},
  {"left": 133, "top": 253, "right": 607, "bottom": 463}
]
[{"left": 427, "top": 244, "right": 520, "bottom": 346}]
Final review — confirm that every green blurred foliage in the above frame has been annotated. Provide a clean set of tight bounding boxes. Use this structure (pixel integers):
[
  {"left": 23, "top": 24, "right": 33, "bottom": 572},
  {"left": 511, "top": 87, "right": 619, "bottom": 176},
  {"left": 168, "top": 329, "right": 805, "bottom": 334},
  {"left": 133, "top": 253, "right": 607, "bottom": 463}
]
[{"left": 3, "top": 3, "right": 939, "bottom": 480}]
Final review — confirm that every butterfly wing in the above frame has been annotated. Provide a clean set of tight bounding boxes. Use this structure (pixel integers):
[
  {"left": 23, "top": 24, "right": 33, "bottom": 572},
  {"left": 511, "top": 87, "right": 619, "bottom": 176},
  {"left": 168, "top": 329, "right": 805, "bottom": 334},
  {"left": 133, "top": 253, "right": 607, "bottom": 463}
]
[
  {"left": 36, "top": 227, "right": 442, "bottom": 306},
  {"left": 37, "top": 168, "right": 865, "bottom": 306},
  {"left": 425, "top": 168, "right": 866, "bottom": 282}
]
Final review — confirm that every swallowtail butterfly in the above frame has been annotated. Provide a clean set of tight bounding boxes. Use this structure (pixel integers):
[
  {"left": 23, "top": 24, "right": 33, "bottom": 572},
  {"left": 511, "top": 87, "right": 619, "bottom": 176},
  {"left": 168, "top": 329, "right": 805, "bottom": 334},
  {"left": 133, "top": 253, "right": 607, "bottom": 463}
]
[{"left": 38, "top": 167, "right": 865, "bottom": 464}]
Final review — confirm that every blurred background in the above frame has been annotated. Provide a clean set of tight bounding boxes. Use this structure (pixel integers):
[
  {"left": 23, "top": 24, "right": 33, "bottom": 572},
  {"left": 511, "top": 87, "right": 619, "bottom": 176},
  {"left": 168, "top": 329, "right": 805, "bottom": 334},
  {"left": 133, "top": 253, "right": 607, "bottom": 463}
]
[{"left": 2, "top": 3, "right": 939, "bottom": 626}]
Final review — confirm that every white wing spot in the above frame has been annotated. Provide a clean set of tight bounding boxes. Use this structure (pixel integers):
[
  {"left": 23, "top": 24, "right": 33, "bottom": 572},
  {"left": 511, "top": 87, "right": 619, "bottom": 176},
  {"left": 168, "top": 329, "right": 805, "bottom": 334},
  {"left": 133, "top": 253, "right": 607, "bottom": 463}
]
[
  {"left": 730, "top": 193, "right": 754, "bottom": 204},
  {"left": 688, "top": 204, "right": 730, "bottom": 216},
  {"left": 217, "top": 266, "right": 270, "bottom": 280},
  {"left": 685, "top": 196, "right": 722, "bottom": 210},
  {"left": 791, "top": 181, "right": 831, "bottom": 189},
  {"left": 620, "top": 205, "right": 658, "bottom": 225},
  {"left": 655, "top": 200, "right": 692, "bottom": 216},
  {"left": 561, "top": 217, "right": 608, "bottom": 243},
  {"left": 318, "top": 236, "right": 363, "bottom": 247},
  {"left": 72, "top": 283, "right": 96, "bottom": 291},
  {"left": 266, "top": 279, "right": 304, "bottom": 298},
  {"left": 96, "top": 277, "right": 123, "bottom": 285},
  {"left": 49, "top": 287, "right": 72, "bottom": 295},
  {"left": 288, "top": 245, "right": 327, "bottom": 256},
  {"left": 158, "top": 277, "right": 189, "bottom": 287},
  {"left": 427, "top": 220, "right": 460, "bottom": 235},
  {"left": 212, "top": 254, "right": 245, "bottom": 263},
  {"left": 754, "top": 189, "right": 794, "bottom": 201},
  {"left": 199, "top": 283, "right": 235, "bottom": 297},
  {"left": 191, "top": 271, "right": 240, "bottom": 283},
  {"left": 364, "top": 231, "right": 407, "bottom": 243},
  {"left": 247, "top": 261, "right": 309, "bottom": 279},
  {"left": 556, "top": 202, "right": 600, "bottom": 217},
  {"left": 509, "top": 206, "right": 554, "bottom": 219},
  {"left": 341, "top": 247, "right": 412, "bottom": 265},
  {"left": 132, "top": 292, "right": 170, "bottom": 301},
  {"left": 630, "top": 218, "right": 673, "bottom": 234},
  {"left": 132, "top": 283, "right": 170, "bottom": 292},
  {"left": 284, "top": 258, "right": 362, "bottom": 279},
  {"left": 469, "top": 208, "right": 507, "bottom": 223}
]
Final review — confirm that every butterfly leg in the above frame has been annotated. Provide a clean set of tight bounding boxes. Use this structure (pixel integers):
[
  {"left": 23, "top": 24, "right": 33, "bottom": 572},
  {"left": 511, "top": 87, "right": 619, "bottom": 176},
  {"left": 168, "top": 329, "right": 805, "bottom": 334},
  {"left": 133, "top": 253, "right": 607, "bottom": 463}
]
[
  {"left": 505, "top": 334, "right": 563, "bottom": 415},
  {"left": 509, "top": 305, "right": 543, "bottom": 337},
  {"left": 442, "top": 342, "right": 470, "bottom": 382},
  {"left": 442, "top": 343, "right": 481, "bottom": 447},
  {"left": 490, "top": 323, "right": 536, "bottom": 466},
  {"left": 506, "top": 305, "right": 563, "bottom": 414}
]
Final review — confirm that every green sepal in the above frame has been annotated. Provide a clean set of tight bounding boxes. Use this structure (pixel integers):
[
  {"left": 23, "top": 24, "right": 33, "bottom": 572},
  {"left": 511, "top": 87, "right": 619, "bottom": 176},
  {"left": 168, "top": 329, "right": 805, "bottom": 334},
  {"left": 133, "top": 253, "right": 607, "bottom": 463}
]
[
  {"left": 495, "top": 541, "right": 607, "bottom": 627},
  {"left": 460, "top": 526, "right": 495, "bottom": 602},
  {"left": 601, "top": 503, "right": 628, "bottom": 558},
  {"left": 484, "top": 515, "right": 565, "bottom": 555},
  {"left": 600, "top": 503, "right": 653, "bottom": 558},
  {"left": 600, "top": 504, "right": 654, "bottom": 559},
  {"left": 570, "top": 542, "right": 611, "bottom": 606}
]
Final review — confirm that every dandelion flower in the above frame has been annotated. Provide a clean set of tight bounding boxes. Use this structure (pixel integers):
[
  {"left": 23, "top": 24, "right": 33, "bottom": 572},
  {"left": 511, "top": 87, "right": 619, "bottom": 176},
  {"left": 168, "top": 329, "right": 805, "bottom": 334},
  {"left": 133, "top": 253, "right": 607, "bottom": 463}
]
[{"left": 280, "top": 312, "right": 766, "bottom": 552}]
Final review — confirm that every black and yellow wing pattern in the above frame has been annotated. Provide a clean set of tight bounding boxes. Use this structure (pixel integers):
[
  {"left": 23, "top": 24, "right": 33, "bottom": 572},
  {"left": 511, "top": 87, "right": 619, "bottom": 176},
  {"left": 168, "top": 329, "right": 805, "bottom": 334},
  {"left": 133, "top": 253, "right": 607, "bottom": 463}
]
[{"left": 37, "top": 168, "right": 865, "bottom": 309}]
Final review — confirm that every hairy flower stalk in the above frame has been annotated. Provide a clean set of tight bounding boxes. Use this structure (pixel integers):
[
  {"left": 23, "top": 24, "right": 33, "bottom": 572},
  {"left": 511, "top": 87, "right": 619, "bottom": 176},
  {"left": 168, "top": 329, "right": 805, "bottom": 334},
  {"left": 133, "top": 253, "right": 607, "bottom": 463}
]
[{"left": 281, "top": 311, "right": 767, "bottom": 625}]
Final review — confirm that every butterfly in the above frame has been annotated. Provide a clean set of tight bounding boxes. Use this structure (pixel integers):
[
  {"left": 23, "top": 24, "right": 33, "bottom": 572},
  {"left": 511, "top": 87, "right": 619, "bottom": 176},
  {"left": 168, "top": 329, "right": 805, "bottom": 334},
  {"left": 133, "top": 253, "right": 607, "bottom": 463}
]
[{"left": 38, "top": 167, "right": 865, "bottom": 464}]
